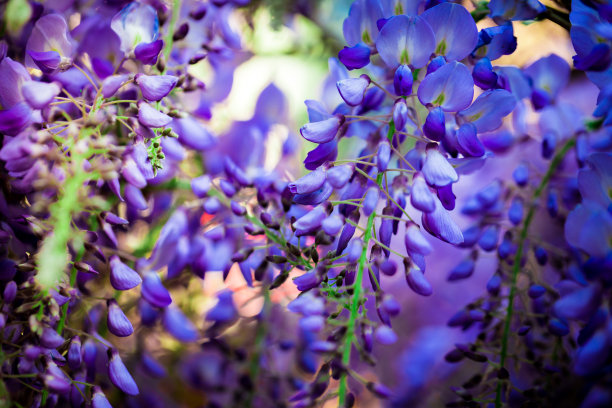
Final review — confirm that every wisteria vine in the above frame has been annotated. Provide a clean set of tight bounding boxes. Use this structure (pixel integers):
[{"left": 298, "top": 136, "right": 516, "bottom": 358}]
[{"left": 1, "top": 0, "right": 611, "bottom": 407}]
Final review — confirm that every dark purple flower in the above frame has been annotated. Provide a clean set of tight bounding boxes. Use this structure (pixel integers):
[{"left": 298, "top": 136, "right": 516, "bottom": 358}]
[
  {"left": 456, "top": 123, "right": 485, "bottom": 157},
  {"left": 163, "top": 306, "right": 198, "bottom": 342},
  {"left": 110, "top": 255, "right": 142, "bottom": 290},
  {"left": 108, "top": 349, "right": 139, "bottom": 395},
  {"left": 338, "top": 43, "right": 371, "bottom": 70},
  {"left": 0, "top": 102, "right": 32, "bottom": 136},
  {"left": 107, "top": 299, "right": 134, "bottom": 337},
  {"left": 393, "top": 64, "right": 413, "bottom": 96},
  {"left": 44, "top": 362, "right": 71, "bottom": 394},
  {"left": 423, "top": 107, "right": 446, "bottom": 141},
  {"left": 134, "top": 39, "right": 164, "bottom": 65},
  {"left": 406, "top": 267, "right": 433, "bottom": 296},
  {"left": 206, "top": 290, "right": 237, "bottom": 323},
  {"left": 448, "top": 258, "right": 475, "bottom": 281},
  {"left": 41, "top": 327, "right": 65, "bottom": 349},
  {"left": 141, "top": 273, "right": 172, "bottom": 308}
]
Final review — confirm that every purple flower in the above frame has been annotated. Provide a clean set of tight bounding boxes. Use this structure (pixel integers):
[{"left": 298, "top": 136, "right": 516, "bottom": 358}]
[
  {"left": 289, "top": 167, "right": 326, "bottom": 194},
  {"left": 410, "top": 173, "right": 436, "bottom": 213},
  {"left": 337, "top": 75, "right": 370, "bottom": 106},
  {"left": 206, "top": 290, "right": 237, "bottom": 323},
  {"left": 111, "top": 2, "right": 159, "bottom": 53},
  {"left": 421, "top": 198, "right": 463, "bottom": 245},
  {"left": 321, "top": 214, "right": 343, "bottom": 236},
  {"left": 294, "top": 206, "right": 327, "bottom": 232},
  {"left": 0, "top": 102, "right": 32, "bottom": 136},
  {"left": 300, "top": 116, "right": 343, "bottom": 144},
  {"left": 125, "top": 184, "right": 148, "bottom": 211},
  {"left": 472, "top": 57, "right": 498, "bottom": 90},
  {"left": 508, "top": 197, "right": 524, "bottom": 225},
  {"left": 421, "top": 3, "right": 478, "bottom": 61},
  {"left": 448, "top": 258, "right": 475, "bottom": 281},
  {"left": 394, "top": 64, "right": 413, "bottom": 96},
  {"left": 25, "top": 14, "right": 73, "bottom": 72},
  {"left": 362, "top": 187, "right": 379, "bottom": 216},
  {"left": 423, "top": 107, "right": 446, "bottom": 141},
  {"left": 108, "top": 349, "right": 139, "bottom": 396},
  {"left": 110, "top": 256, "right": 142, "bottom": 291},
  {"left": 191, "top": 175, "right": 211, "bottom": 198},
  {"left": 134, "top": 39, "right": 164, "bottom": 65},
  {"left": 405, "top": 267, "right": 433, "bottom": 296},
  {"left": 338, "top": 43, "right": 371, "bottom": 70},
  {"left": 163, "top": 306, "right": 198, "bottom": 342},
  {"left": 294, "top": 270, "right": 322, "bottom": 291},
  {"left": 326, "top": 164, "right": 353, "bottom": 188},
  {"left": 41, "top": 327, "right": 65, "bottom": 349},
  {"left": 418, "top": 61, "right": 474, "bottom": 112},
  {"left": 489, "top": 0, "right": 546, "bottom": 22},
  {"left": 107, "top": 299, "right": 134, "bottom": 337},
  {"left": 44, "top": 362, "right": 71, "bottom": 394},
  {"left": 122, "top": 158, "right": 147, "bottom": 188},
  {"left": 172, "top": 117, "right": 216, "bottom": 151},
  {"left": 458, "top": 89, "right": 516, "bottom": 132},
  {"left": 376, "top": 15, "right": 435, "bottom": 68},
  {"left": 141, "top": 273, "right": 172, "bottom": 308},
  {"left": 102, "top": 74, "right": 131, "bottom": 98},
  {"left": 421, "top": 146, "right": 458, "bottom": 187},
  {"left": 554, "top": 284, "right": 601, "bottom": 321},
  {"left": 92, "top": 387, "right": 113, "bottom": 408},
  {"left": 375, "top": 325, "right": 397, "bottom": 345},
  {"left": 67, "top": 337, "right": 81, "bottom": 370},
  {"left": 135, "top": 74, "right": 178, "bottom": 102},
  {"left": 138, "top": 102, "right": 172, "bottom": 128},
  {"left": 456, "top": 123, "right": 485, "bottom": 157},
  {"left": 392, "top": 100, "right": 409, "bottom": 132},
  {"left": 21, "top": 81, "right": 60, "bottom": 109},
  {"left": 404, "top": 223, "right": 433, "bottom": 255}
]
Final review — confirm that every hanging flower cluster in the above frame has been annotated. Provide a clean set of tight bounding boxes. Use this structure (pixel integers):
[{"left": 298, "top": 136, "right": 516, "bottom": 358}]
[{"left": 0, "top": 0, "right": 610, "bottom": 407}]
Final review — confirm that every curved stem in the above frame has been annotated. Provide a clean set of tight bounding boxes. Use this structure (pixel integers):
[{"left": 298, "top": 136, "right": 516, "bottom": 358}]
[
  {"left": 337, "top": 122, "right": 395, "bottom": 407},
  {"left": 494, "top": 138, "right": 575, "bottom": 407}
]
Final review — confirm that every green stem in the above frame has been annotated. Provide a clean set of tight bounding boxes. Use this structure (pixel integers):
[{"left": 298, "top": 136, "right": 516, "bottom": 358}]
[
  {"left": 163, "top": 0, "right": 182, "bottom": 65},
  {"left": 56, "top": 247, "right": 84, "bottom": 335},
  {"left": 494, "top": 137, "right": 575, "bottom": 407},
  {"left": 337, "top": 122, "right": 395, "bottom": 407}
]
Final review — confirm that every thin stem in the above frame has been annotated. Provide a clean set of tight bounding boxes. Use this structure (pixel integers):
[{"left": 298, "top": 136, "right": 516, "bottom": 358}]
[
  {"left": 337, "top": 122, "right": 396, "bottom": 407},
  {"left": 163, "top": 0, "right": 182, "bottom": 67},
  {"left": 494, "top": 138, "right": 575, "bottom": 408}
]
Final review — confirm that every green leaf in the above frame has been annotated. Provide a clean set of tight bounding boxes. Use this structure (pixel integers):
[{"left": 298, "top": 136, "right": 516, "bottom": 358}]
[{"left": 5, "top": 0, "right": 32, "bottom": 35}]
